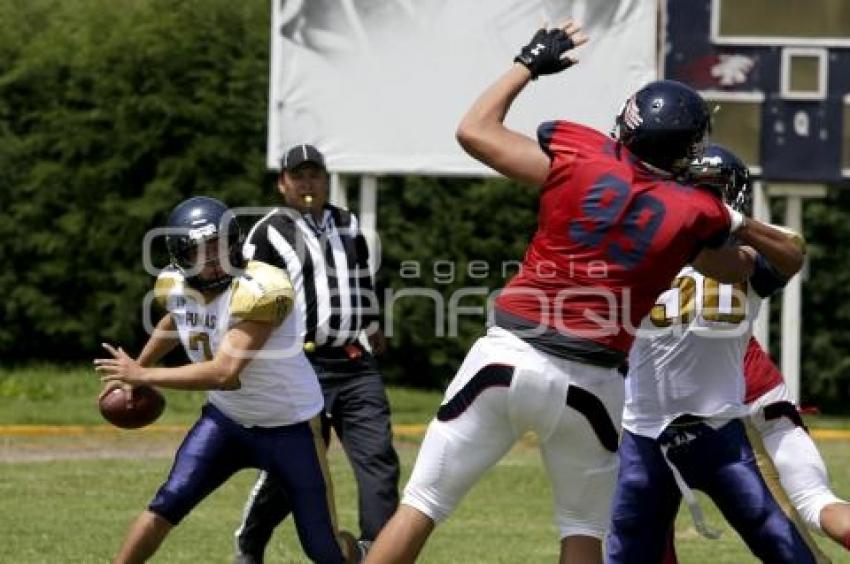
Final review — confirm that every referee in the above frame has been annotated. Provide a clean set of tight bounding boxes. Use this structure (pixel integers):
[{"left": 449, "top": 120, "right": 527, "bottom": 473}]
[{"left": 235, "top": 144, "right": 400, "bottom": 563}]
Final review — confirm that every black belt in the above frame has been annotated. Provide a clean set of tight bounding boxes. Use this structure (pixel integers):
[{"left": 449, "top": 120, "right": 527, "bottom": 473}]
[
  {"left": 667, "top": 414, "right": 706, "bottom": 427},
  {"left": 659, "top": 415, "right": 711, "bottom": 451}
]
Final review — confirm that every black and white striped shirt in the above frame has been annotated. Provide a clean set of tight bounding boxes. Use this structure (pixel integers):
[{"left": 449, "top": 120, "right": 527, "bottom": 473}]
[{"left": 243, "top": 205, "right": 378, "bottom": 349}]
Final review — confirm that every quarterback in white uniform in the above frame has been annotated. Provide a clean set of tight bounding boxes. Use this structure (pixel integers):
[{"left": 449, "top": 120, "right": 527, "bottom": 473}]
[
  {"left": 95, "top": 196, "right": 355, "bottom": 564},
  {"left": 606, "top": 144, "right": 823, "bottom": 563}
]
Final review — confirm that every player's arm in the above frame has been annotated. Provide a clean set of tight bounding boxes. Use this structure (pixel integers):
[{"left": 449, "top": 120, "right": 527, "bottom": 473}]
[
  {"left": 97, "top": 276, "right": 185, "bottom": 401},
  {"left": 456, "top": 66, "right": 548, "bottom": 185},
  {"left": 98, "top": 314, "right": 180, "bottom": 401},
  {"left": 456, "top": 21, "right": 587, "bottom": 186},
  {"left": 95, "top": 320, "right": 274, "bottom": 391},
  {"left": 692, "top": 243, "right": 756, "bottom": 283},
  {"left": 735, "top": 219, "right": 805, "bottom": 279},
  {"left": 96, "top": 262, "right": 294, "bottom": 391},
  {"left": 137, "top": 313, "right": 180, "bottom": 367},
  {"left": 693, "top": 209, "right": 804, "bottom": 283}
]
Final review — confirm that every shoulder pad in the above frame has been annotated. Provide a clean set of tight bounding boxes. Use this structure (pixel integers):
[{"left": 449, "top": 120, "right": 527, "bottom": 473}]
[
  {"left": 153, "top": 267, "right": 185, "bottom": 311},
  {"left": 229, "top": 261, "right": 294, "bottom": 326}
]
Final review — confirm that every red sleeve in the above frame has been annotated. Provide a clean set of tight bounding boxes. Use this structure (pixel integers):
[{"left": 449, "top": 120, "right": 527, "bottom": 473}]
[
  {"left": 744, "top": 337, "right": 785, "bottom": 403},
  {"left": 537, "top": 121, "right": 612, "bottom": 190},
  {"left": 537, "top": 121, "right": 560, "bottom": 158},
  {"left": 538, "top": 120, "right": 609, "bottom": 156},
  {"left": 690, "top": 187, "right": 731, "bottom": 249}
]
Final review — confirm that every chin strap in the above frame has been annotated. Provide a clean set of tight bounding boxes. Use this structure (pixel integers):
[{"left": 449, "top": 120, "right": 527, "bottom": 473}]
[
  {"left": 187, "top": 274, "right": 233, "bottom": 294},
  {"left": 659, "top": 443, "right": 724, "bottom": 540}
]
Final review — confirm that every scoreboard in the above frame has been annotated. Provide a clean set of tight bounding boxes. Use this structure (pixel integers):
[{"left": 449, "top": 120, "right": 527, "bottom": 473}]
[{"left": 664, "top": 0, "right": 850, "bottom": 182}]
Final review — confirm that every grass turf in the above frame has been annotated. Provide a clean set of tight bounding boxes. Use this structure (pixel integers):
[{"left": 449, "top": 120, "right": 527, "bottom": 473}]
[
  {"left": 2, "top": 438, "right": 849, "bottom": 562},
  {"left": 1, "top": 365, "right": 849, "bottom": 562}
]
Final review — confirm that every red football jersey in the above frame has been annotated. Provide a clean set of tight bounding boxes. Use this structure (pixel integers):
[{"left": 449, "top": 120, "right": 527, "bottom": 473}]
[
  {"left": 743, "top": 337, "right": 784, "bottom": 404},
  {"left": 494, "top": 121, "right": 730, "bottom": 364}
]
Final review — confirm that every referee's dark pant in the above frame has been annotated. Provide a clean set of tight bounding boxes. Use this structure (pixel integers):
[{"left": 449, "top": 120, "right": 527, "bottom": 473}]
[{"left": 235, "top": 350, "right": 400, "bottom": 562}]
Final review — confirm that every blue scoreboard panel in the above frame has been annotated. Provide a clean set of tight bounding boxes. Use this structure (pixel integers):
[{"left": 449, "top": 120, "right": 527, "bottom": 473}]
[{"left": 665, "top": 0, "right": 850, "bottom": 182}]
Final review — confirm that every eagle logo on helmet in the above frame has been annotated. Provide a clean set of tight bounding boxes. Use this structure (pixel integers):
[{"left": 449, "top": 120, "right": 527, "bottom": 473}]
[
  {"left": 622, "top": 96, "right": 643, "bottom": 130},
  {"left": 614, "top": 80, "right": 710, "bottom": 174}
]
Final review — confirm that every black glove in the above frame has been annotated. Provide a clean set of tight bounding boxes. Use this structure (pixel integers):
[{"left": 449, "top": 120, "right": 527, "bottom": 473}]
[{"left": 514, "top": 28, "right": 576, "bottom": 79}]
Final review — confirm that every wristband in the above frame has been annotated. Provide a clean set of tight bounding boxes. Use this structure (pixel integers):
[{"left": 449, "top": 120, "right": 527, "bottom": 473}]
[{"left": 725, "top": 204, "right": 746, "bottom": 234}]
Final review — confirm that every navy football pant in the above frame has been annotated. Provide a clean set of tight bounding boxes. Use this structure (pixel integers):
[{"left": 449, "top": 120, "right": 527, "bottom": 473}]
[
  {"left": 148, "top": 404, "right": 345, "bottom": 564},
  {"left": 236, "top": 363, "right": 399, "bottom": 559},
  {"left": 606, "top": 419, "right": 819, "bottom": 564}
]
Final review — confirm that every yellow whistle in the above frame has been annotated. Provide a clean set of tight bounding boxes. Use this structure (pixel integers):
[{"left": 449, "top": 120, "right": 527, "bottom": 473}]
[
  {"left": 303, "top": 195, "right": 313, "bottom": 206},
  {"left": 304, "top": 341, "right": 316, "bottom": 353}
]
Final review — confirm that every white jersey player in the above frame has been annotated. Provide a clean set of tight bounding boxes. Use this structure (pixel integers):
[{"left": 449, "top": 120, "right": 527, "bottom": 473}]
[
  {"left": 154, "top": 260, "right": 321, "bottom": 427},
  {"left": 95, "top": 196, "right": 355, "bottom": 563},
  {"left": 607, "top": 144, "right": 822, "bottom": 564},
  {"left": 624, "top": 264, "right": 758, "bottom": 437}
]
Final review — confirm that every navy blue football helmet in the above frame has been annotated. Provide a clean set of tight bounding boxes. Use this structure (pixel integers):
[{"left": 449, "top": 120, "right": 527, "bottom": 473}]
[
  {"left": 165, "top": 196, "right": 245, "bottom": 292},
  {"left": 688, "top": 143, "right": 752, "bottom": 215},
  {"left": 615, "top": 80, "right": 711, "bottom": 173}
]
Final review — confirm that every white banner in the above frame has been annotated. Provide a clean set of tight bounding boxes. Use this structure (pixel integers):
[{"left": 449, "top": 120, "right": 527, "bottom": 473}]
[{"left": 268, "top": 0, "right": 657, "bottom": 175}]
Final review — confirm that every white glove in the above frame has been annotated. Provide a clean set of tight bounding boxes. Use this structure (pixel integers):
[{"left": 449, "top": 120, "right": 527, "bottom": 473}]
[{"left": 725, "top": 204, "right": 746, "bottom": 233}]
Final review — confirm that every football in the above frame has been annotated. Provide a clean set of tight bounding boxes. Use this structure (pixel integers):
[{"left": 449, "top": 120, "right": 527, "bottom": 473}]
[{"left": 98, "top": 385, "right": 166, "bottom": 429}]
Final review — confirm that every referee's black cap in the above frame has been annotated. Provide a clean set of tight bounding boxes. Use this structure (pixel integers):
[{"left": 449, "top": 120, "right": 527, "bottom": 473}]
[{"left": 282, "top": 144, "right": 326, "bottom": 171}]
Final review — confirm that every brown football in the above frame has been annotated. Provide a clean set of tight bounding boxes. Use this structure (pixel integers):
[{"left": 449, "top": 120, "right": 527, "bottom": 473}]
[{"left": 98, "top": 385, "right": 166, "bottom": 429}]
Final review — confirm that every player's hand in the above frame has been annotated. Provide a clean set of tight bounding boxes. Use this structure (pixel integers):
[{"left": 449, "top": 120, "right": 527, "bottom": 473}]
[
  {"left": 98, "top": 381, "right": 136, "bottom": 408},
  {"left": 514, "top": 20, "right": 588, "bottom": 79},
  {"left": 98, "top": 380, "right": 126, "bottom": 402},
  {"left": 94, "top": 343, "right": 147, "bottom": 386}
]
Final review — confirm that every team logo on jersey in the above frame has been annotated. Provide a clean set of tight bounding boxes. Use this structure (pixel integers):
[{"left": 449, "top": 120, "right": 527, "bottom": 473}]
[
  {"left": 623, "top": 96, "right": 643, "bottom": 129},
  {"left": 177, "top": 311, "right": 217, "bottom": 329}
]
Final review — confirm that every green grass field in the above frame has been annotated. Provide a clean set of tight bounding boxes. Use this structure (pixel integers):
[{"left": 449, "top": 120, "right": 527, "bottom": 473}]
[{"left": 1, "top": 366, "right": 849, "bottom": 562}]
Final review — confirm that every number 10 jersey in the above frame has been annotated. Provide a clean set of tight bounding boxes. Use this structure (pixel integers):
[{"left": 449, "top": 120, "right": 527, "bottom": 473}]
[{"left": 624, "top": 264, "right": 784, "bottom": 439}]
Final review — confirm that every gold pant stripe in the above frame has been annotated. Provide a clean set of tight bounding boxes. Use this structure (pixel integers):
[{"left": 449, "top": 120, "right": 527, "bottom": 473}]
[
  {"left": 308, "top": 416, "right": 351, "bottom": 561},
  {"left": 744, "top": 420, "right": 831, "bottom": 564}
]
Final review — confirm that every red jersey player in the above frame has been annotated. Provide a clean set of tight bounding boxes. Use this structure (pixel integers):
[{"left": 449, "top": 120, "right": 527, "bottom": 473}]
[{"left": 367, "top": 21, "right": 804, "bottom": 564}]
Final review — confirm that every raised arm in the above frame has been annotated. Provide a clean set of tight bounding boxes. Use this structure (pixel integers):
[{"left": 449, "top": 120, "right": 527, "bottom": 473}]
[{"left": 456, "top": 21, "right": 587, "bottom": 186}]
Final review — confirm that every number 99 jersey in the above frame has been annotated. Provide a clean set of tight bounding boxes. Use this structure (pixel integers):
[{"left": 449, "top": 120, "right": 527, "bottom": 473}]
[
  {"left": 623, "top": 263, "right": 787, "bottom": 439},
  {"left": 494, "top": 121, "right": 731, "bottom": 367},
  {"left": 154, "top": 260, "right": 323, "bottom": 427}
]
